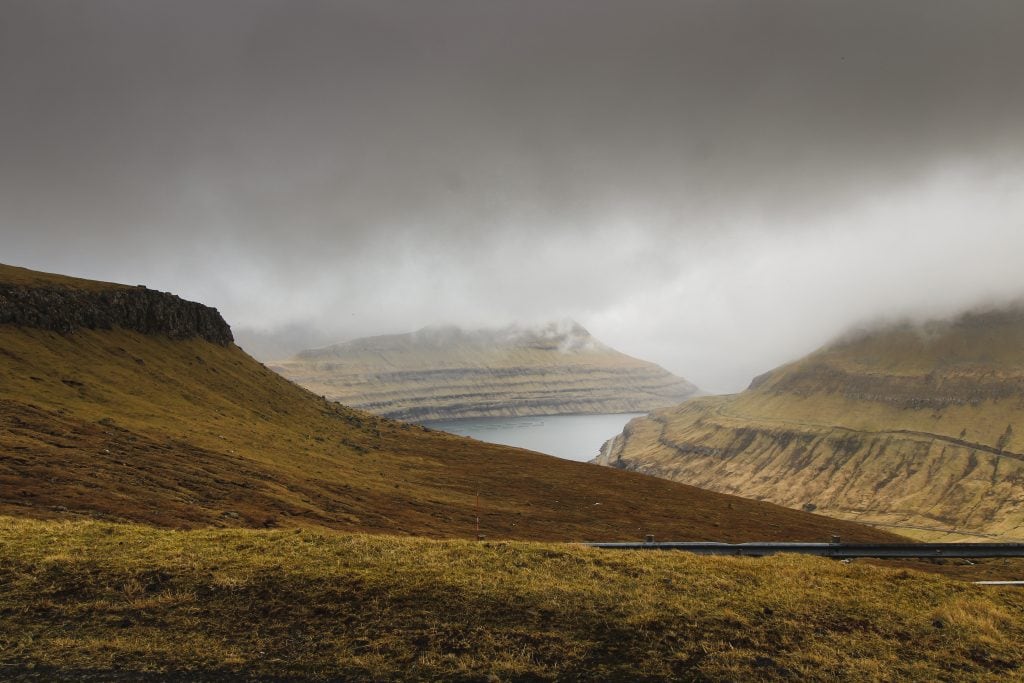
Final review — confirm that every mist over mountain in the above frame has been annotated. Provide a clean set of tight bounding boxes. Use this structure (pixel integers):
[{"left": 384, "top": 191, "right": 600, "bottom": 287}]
[
  {"left": 4, "top": 2, "right": 1024, "bottom": 392},
  {"left": 272, "top": 321, "right": 699, "bottom": 421},
  {"left": 6, "top": 4, "right": 1024, "bottom": 678},
  {"left": 234, "top": 323, "right": 340, "bottom": 363}
]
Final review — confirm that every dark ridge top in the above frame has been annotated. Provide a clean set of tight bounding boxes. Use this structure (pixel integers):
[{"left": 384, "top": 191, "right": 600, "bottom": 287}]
[{"left": 0, "top": 267, "right": 233, "bottom": 345}]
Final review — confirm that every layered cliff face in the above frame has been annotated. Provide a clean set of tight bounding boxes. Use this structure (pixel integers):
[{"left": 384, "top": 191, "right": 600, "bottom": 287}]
[
  {"left": 596, "top": 307, "right": 1024, "bottom": 541},
  {"left": 270, "top": 321, "right": 700, "bottom": 421}
]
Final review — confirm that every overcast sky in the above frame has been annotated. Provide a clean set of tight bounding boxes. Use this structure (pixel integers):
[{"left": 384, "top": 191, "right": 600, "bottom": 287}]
[{"left": 3, "top": 1, "right": 1024, "bottom": 392}]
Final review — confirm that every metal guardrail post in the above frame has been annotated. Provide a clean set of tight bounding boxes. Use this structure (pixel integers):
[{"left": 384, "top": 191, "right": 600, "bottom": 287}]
[{"left": 583, "top": 541, "right": 1024, "bottom": 559}]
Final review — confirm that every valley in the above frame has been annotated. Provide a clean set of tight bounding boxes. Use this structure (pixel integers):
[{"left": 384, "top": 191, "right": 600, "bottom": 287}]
[
  {"left": 7, "top": 4, "right": 1024, "bottom": 679},
  {"left": 0, "top": 263, "right": 889, "bottom": 543},
  {"left": 3, "top": 262, "right": 1023, "bottom": 680},
  {"left": 422, "top": 412, "right": 647, "bottom": 462}
]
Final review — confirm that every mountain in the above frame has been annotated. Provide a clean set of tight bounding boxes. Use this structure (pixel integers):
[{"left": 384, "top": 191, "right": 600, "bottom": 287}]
[
  {"left": 268, "top": 321, "right": 700, "bottom": 421},
  {"left": 595, "top": 306, "right": 1024, "bottom": 541},
  {"left": 0, "top": 263, "right": 897, "bottom": 543}
]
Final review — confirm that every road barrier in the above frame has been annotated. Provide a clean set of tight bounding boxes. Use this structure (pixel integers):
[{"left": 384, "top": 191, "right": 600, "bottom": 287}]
[{"left": 584, "top": 541, "right": 1024, "bottom": 559}]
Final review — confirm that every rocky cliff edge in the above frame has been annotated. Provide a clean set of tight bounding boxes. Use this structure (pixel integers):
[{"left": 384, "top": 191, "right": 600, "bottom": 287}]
[{"left": 0, "top": 263, "right": 233, "bottom": 345}]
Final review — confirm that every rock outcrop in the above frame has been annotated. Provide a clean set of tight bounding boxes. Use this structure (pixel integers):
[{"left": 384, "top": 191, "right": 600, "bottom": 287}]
[
  {"left": 595, "top": 306, "right": 1024, "bottom": 541},
  {"left": 0, "top": 264, "right": 233, "bottom": 345},
  {"left": 270, "top": 321, "right": 700, "bottom": 421}
]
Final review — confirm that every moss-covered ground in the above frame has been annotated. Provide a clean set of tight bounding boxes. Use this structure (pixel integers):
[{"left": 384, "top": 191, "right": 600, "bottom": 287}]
[{"left": 2, "top": 517, "right": 1023, "bottom": 681}]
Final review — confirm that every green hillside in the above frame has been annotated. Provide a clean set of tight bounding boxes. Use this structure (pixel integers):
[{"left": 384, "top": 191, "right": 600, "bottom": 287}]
[{"left": 597, "top": 309, "right": 1024, "bottom": 541}]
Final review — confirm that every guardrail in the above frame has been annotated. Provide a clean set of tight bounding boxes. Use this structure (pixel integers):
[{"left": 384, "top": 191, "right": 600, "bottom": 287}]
[{"left": 584, "top": 541, "right": 1024, "bottom": 559}]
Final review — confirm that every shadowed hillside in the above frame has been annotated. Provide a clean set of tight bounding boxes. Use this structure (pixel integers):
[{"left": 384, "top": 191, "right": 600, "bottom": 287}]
[
  {"left": 596, "top": 307, "right": 1024, "bottom": 541},
  {"left": 3, "top": 517, "right": 1023, "bottom": 682},
  {"left": 269, "top": 321, "right": 700, "bottom": 421},
  {"left": 0, "top": 263, "right": 896, "bottom": 543}
]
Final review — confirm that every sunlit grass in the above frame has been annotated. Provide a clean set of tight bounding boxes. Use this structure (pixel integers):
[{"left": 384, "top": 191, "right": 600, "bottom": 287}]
[{"left": 2, "top": 517, "right": 1024, "bottom": 680}]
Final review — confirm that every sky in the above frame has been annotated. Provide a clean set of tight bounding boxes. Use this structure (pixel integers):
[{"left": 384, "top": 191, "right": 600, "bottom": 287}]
[{"left": 3, "top": 1, "right": 1024, "bottom": 393}]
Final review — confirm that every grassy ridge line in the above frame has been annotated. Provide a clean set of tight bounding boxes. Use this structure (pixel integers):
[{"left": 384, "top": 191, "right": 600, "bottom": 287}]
[
  {"left": 0, "top": 263, "right": 133, "bottom": 291},
  {"left": 0, "top": 322, "right": 901, "bottom": 543},
  {"left": 2, "top": 518, "right": 1023, "bottom": 682}
]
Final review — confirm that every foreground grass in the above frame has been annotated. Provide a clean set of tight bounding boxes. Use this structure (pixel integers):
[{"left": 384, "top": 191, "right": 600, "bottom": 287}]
[{"left": 1, "top": 518, "right": 1023, "bottom": 681}]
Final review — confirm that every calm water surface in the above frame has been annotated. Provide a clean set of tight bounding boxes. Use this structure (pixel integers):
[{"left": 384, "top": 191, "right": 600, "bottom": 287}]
[{"left": 420, "top": 413, "right": 646, "bottom": 462}]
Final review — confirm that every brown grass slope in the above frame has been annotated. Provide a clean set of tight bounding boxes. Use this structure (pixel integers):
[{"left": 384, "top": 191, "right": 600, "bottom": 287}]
[
  {"left": 597, "top": 308, "right": 1024, "bottom": 541},
  {"left": 2, "top": 517, "right": 1023, "bottom": 682},
  {"left": 0, "top": 265, "right": 131, "bottom": 290},
  {"left": 270, "top": 322, "right": 700, "bottom": 421},
  {"left": 0, "top": 263, "right": 897, "bottom": 543}
]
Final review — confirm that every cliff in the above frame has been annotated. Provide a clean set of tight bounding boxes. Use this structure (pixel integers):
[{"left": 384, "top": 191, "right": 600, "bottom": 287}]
[
  {"left": 269, "top": 321, "right": 700, "bottom": 421},
  {"left": 595, "top": 306, "right": 1024, "bottom": 541},
  {"left": 0, "top": 263, "right": 232, "bottom": 345}
]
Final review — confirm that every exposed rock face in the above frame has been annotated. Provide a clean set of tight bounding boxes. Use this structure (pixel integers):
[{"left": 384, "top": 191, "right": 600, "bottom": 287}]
[
  {"left": 271, "top": 321, "right": 699, "bottom": 421},
  {"left": 595, "top": 306, "right": 1024, "bottom": 541},
  {"left": 0, "top": 264, "right": 233, "bottom": 345}
]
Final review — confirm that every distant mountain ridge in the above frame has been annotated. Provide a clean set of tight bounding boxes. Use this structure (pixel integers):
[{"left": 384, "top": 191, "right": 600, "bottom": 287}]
[
  {"left": 595, "top": 304, "right": 1024, "bottom": 541},
  {"left": 272, "top": 320, "right": 700, "bottom": 421},
  {"left": 300, "top": 321, "right": 605, "bottom": 357}
]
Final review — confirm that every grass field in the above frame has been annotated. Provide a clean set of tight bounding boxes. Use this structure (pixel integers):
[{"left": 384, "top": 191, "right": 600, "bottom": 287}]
[{"left": 2, "top": 517, "right": 1023, "bottom": 681}]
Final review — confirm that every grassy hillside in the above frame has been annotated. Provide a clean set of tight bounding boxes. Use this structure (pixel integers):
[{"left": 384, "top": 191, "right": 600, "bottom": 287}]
[
  {"left": 0, "top": 263, "right": 897, "bottom": 543},
  {"left": 269, "top": 322, "right": 699, "bottom": 421},
  {"left": 597, "top": 309, "right": 1024, "bottom": 541},
  {"left": 0, "top": 263, "right": 134, "bottom": 291},
  {"left": 2, "top": 517, "right": 1023, "bottom": 682}
]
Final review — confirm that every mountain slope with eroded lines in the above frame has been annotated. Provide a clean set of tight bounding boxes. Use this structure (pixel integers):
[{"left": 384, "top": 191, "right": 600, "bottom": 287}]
[
  {"left": 596, "top": 308, "right": 1024, "bottom": 541},
  {"left": 270, "top": 322, "right": 700, "bottom": 421}
]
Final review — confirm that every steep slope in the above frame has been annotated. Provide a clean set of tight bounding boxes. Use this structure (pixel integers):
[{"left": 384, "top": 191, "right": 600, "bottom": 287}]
[
  {"left": 596, "top": 307, "right": 1024, "bottom": 541},
  {"left": 0, "top": 263, "right": 897, "bottom": 543},
  {"left": 268, "top": 322, "right": 699, "bottom": 421}
]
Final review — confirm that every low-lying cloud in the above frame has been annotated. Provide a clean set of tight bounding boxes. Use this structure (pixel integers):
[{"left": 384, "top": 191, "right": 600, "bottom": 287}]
[{"left": 2, "top": 1, "right": 1023, "bottom": 392}]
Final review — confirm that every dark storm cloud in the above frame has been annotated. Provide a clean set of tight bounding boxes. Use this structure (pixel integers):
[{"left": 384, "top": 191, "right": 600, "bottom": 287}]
[{"left": 3, "top": 1, "right": 1024, "bottom": 390}]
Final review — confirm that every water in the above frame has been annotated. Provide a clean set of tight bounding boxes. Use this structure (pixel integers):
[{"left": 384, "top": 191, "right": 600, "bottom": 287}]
[{"left": 420, "top": 413, "right": 646, "bottom": 462}]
